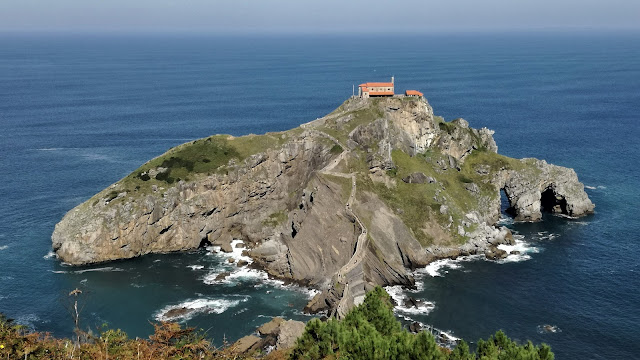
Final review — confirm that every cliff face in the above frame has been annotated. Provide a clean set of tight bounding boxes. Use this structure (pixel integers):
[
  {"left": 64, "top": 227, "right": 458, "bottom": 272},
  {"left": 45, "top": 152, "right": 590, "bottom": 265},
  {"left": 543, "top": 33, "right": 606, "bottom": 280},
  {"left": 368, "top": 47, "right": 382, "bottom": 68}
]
[{"left": 52, "top": 96, "right": 594, "bottom": 315}]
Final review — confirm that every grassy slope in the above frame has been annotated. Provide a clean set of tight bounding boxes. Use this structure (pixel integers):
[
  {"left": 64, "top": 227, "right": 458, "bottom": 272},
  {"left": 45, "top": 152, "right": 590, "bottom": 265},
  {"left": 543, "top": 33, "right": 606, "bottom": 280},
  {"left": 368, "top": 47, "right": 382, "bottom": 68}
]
[
  {"left": 88, "top": 128, "right": 304, "bottom": 208},
  {"left": 320, "top": 98, "right": 540, "bottom": 247}
]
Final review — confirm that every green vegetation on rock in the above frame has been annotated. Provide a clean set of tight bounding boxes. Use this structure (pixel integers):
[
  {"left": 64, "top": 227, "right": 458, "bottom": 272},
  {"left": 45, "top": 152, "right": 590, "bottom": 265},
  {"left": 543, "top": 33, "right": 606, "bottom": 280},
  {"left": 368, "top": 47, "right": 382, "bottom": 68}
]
[
  {"left": 263, "top": 210, "right": 289, "bottom": 227},
  {"left": 318, "top": 100, "right": 384, "bottom": 145},
  {"left": 291, "top": 287, "right": 554, "bottom": 360},
  {"left": 95, "top": 130, "right": 299, "bottom": 203}
]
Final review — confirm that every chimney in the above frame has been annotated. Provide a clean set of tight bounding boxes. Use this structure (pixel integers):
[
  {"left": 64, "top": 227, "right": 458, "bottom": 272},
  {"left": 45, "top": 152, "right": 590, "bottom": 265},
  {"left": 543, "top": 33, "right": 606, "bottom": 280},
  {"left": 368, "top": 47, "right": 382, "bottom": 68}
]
[{"left": 391, "top": 76, "right": 395, "bottom": 84}]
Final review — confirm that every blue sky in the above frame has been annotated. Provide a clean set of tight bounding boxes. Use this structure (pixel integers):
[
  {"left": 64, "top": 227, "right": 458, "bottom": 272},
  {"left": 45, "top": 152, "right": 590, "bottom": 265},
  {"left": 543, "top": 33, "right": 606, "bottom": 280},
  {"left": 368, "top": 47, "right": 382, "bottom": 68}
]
[{"left": 1, "top": 0, "right": 638, "bottom": 33}]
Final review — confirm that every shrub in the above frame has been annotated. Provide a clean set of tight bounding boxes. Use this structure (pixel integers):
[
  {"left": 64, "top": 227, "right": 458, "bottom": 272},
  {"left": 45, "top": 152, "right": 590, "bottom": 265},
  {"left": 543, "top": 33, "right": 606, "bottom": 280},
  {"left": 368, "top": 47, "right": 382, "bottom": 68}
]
[{"left": 290, "top": 287, "right": 554, "bottom": 360}]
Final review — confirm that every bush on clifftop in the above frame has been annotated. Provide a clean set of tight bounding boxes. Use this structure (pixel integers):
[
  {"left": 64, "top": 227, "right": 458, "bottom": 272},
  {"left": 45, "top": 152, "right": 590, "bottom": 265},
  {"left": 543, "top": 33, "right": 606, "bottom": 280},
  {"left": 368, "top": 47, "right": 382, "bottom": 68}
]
[{"left": 290, "top": 287, "right": 554, "bottom": 360}]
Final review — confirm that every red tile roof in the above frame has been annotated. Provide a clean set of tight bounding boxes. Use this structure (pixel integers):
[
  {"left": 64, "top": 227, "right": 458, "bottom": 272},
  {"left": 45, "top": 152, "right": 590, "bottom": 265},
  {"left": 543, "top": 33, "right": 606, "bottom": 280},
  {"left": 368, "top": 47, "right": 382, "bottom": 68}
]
[
  {"left": 405, "top": 90, "right": 423, "bottom": 96},
  {"left": 359, "top": 82, "right": 394, "bottom": 88}
]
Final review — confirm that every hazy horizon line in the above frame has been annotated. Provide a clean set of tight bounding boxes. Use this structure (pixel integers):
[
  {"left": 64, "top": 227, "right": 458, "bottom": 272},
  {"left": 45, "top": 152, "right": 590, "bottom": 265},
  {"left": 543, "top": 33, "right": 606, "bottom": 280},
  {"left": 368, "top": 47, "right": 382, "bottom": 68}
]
[{"left": 1, "top": 26, "right": 639, "bottom": 37}]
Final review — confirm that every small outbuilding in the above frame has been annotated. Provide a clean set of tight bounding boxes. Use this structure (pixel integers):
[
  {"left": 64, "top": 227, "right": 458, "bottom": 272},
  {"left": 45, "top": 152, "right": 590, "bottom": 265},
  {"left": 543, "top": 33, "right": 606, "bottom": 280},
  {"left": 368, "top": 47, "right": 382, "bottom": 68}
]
[{"left": 405, "top": 90, "right": 423, "bottom": 97}]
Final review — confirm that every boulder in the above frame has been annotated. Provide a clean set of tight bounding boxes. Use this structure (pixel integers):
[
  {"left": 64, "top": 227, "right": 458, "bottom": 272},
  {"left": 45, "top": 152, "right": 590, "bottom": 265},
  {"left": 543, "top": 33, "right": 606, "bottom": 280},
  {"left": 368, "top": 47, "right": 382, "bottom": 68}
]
[
  {"left": 162, "top": 307, "right": 191, "bottom": 319},
  {"left": 464, "top": 182, "right": 479, "bottom": 194},
  {"left": 403, "top": 296, "right": 421, "bottom": 309},
  {"left": 402, "top": 172, "right": 435, "bottom": 184},
  {"left": 257, "top": 317, "right": 285, "bottom": 336},
  {"left": 214, "top": 272, "right": 230, "bottom": 281},
  {"left": 276, "top": 320, "right": 306, "bottom": 350},
  {"left": 304, "top": 293, "right": 330, "bottom": 314},
  {"left": 409, "top": 322, "right": 422, "bottom": 333},
  {"left": 485, "top": 247, "right": 508, "bottom": 260},
  {"left": 232, "top": 335, "right": 261, "bottom": 354}
]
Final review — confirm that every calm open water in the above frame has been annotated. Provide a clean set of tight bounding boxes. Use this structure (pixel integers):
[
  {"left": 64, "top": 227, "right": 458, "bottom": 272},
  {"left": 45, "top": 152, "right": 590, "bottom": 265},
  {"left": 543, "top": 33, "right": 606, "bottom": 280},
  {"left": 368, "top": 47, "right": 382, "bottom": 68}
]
[{"left": 0, "top": 33, "right": 638, "bottom": 358}]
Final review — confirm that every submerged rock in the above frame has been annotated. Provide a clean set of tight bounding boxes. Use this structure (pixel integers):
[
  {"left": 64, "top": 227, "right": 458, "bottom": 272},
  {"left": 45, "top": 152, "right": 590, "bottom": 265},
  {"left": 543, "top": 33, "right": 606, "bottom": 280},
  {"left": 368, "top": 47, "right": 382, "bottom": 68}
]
[{"left": 162, "top": 307, "right": 191, "bottom": 319}]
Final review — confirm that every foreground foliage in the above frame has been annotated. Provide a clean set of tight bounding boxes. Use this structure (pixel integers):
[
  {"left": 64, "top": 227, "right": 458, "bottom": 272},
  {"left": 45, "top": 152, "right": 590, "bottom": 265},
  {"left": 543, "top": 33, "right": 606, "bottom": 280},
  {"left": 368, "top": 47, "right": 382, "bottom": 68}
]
[
  {"left": 0, "top": 313, "right": 289, "bottom": 360},
  {"left": 1, "top": 287, "right": 553, "bottom": 359},
  {"left": 291, "top": 287, "right": 554, "bottom": 360}
]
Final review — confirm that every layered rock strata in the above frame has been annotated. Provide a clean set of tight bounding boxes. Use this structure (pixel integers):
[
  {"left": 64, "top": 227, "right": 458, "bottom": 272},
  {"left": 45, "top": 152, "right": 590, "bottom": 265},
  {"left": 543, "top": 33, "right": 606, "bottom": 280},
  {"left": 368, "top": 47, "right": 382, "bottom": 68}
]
[{"left": 52, "top": 96, "right": 594, "bottom": 316}]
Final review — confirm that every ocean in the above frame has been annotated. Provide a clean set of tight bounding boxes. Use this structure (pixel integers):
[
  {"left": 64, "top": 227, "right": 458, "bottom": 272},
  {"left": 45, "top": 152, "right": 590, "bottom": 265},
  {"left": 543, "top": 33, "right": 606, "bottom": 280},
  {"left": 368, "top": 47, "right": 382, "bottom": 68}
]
[{"left": 0, "top": 32, "right": 638, "bottom": 358}]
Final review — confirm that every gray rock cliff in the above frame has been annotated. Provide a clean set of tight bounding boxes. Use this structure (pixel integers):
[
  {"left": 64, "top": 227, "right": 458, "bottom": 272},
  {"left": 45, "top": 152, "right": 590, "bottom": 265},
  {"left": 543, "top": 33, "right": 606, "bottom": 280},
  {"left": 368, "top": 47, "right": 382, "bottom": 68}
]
[{"left": 52, "top": 96, "right": 594, "bottom": 316}]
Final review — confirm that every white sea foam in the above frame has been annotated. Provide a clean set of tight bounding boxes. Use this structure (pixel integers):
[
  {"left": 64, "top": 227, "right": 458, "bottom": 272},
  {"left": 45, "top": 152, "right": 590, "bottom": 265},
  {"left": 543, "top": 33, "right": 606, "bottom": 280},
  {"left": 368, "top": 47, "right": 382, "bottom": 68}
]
[
  {"left": 187, "top": 265, "right": 205, "bottom": 270},
  {"left": 536, "top": 232, "right": 557, "bottom": 241},
  {"left": 419, "top": 256, "right": 485, "bottom": 277},
  {"left": 207, "top": 239, "right": 254, "bottom": 264},
  {"left": 496, "top": 238, "right": 539, "bottom": 263},
  {"left": 571, "top": 221, "right": 589, "bottom": 226},
  {"left": 49, "top": 267, "right": 124, "bottom": 274},
  {"left": 14, "top": 313, "right": 47, "bottom": 329},
  {"left": 203, "top": 239, "right": 319, "bottom": 299},
  {"left": 74, "top": 267, "right": 124, "bottom": 274},
  {"left": 497, "top": 215, "right": 514, "bottom": 226},
  {"left": 385, "top": 285, "right": 436, "bottom": 316},
  {"left": 423, "top": 258, "right": 461, "bottom": 277},
  {"left": 585, "top": 185, "right": 596, "bottom": 190},
  {"left": 555, "top": 213, "right": 579, "bottom": 220},
  {"left": 537, "top": 324, "right": 562, "bottom": 334},
  {"left": 155, "top": 296, "right": 248, "bottom": 322},
  {"left": 597, "top": 185, "right": 606, "bottom": 189},
  {"left": 234, "top": 307, "right": 248, "bottom": 315},
  {"left": 43, "top": 250, "right": 57, "bottom": 259},
  {"left": 0, "top": 245, "right": 8, "bottom": 251}
]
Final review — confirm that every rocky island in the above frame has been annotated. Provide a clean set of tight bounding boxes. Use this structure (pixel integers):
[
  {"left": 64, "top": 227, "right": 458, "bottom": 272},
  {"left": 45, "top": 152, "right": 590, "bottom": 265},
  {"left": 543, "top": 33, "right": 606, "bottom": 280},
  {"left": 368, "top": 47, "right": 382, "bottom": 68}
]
[{"left": 52, "top": 96, "right": 594, "bottom": 317}]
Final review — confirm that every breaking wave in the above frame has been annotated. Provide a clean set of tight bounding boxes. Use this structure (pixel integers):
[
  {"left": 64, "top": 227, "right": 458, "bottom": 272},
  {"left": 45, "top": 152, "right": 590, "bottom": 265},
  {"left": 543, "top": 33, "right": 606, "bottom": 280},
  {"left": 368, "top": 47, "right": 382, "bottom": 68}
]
[
  {"left": 419, "top": 255, "right": 484, "bottom": 277},
  {"left": 496, "top": 236, "right": 540, "bottom": 263},
  {"left": 385, "top": 285, "right": 436, "bottom": 316},
  {"left": 203, "top": 239, "right": 318, "bottom": 299},
  {"left": 0, "top": 245, "right": 8, "bottom": 251},
  {"left": 155, "top": 296, "right": 248, "bottom": 322}
]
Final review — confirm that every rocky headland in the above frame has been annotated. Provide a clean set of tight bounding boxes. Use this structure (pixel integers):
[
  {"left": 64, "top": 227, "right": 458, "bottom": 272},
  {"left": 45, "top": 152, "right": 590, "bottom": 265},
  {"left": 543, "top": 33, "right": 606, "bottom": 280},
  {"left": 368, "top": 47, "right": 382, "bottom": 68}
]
[{"left": 52, "top": 96, "right": 594, "bottom": 316}]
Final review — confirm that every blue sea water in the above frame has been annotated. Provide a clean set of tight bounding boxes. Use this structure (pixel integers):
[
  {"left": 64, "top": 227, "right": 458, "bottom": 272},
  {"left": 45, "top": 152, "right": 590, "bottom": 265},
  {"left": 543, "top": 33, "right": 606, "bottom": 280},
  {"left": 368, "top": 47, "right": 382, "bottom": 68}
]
[{"left": 0, "top": 33, "right": 638, "bottom": 358}]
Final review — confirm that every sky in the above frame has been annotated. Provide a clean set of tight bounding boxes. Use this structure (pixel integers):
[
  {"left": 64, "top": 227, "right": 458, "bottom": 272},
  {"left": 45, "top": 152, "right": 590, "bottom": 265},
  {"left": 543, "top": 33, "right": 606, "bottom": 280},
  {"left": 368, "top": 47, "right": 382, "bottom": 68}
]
[{"left": 0, "top": 0, "right": 638, "bottom": 33}]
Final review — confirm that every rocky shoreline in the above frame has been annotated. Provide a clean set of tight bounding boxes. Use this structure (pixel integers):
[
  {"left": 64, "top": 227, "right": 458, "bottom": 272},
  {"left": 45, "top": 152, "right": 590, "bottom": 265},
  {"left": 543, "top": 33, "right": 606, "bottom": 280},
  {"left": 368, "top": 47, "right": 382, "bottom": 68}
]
[{"left": 52, "top": 96, "right": 594, "bottom": 317}]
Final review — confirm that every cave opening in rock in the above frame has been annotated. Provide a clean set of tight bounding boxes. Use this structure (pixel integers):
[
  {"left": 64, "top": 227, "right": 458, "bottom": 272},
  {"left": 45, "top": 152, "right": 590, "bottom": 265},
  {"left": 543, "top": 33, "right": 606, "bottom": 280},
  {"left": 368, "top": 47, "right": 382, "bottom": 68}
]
[
  {"left": 291, "top": 222, "right": 298, "bottom": 238},
  {"left": 540, "top": 187, "right": 568, "bottom": 215},
  {"left": 198, "top": 237, "right": 212, "bottom": 248},
  {"left": 500, "top": 189, "right": 516, "bottom": 218}
]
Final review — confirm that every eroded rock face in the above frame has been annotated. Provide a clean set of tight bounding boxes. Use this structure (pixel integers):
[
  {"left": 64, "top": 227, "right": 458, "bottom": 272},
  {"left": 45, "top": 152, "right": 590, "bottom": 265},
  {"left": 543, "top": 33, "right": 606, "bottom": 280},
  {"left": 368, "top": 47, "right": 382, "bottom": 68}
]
[
  {"left": 52, "top": 135, "right": 335, "bottom": 268},
  {"left": 52, "top": 96, "right": 594, "bottom": 317},
  {"left": 499, "top": 159, "right": 595, "bottom": 221}
]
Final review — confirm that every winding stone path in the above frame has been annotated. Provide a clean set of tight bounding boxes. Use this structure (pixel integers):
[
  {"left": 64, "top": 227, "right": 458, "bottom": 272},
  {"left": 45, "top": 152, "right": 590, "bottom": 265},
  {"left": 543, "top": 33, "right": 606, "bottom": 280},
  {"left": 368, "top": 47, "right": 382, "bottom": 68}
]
[{"left": 311, "top": 128, "right": 369, "bottom": 318}]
